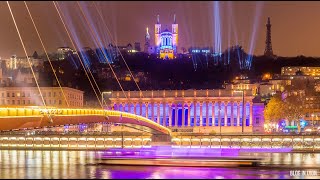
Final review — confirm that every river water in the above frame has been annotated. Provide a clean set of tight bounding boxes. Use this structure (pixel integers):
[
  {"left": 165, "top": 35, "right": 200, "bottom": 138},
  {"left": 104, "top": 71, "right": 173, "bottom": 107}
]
[{"left": 0, "top": 150, "right": 319, "bottom": 179}]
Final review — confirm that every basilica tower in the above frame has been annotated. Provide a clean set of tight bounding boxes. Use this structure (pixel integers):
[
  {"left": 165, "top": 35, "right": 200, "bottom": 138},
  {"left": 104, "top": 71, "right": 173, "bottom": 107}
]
[
  {"left": 172, "top": 14, "right": 178, "bottom": 54},
  {"left": 155, "top": 15, "right": 161, "bottom": 53}
]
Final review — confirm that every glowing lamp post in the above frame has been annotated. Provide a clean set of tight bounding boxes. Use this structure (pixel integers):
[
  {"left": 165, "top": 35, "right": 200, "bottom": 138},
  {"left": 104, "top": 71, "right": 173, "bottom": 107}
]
[{"left": 234, "top": 90, "right": 245, "bottom": 134}]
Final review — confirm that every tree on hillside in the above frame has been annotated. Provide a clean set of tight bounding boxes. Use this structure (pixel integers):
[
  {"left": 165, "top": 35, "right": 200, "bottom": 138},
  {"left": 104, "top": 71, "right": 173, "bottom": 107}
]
[
  {"left": 283, "top": 95, "right": 305, "bottom": 133},
  {"left": 264, "top": 94, "right": 285, "bottom": 128}
]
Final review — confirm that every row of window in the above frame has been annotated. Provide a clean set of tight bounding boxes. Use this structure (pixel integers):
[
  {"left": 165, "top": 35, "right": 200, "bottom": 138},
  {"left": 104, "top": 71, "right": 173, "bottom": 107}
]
[
  {"left": 1, "top": 91, "right": 62, "bottom": 98},
  {"left": 0, "top": 99, "right": 62, "bottom": 105},
  {"left": 0, "top": 99, "right": 83, "bottom": 106},
  {"left": 285, "top": 68, "right": 320, "bottom": 72},
  {"left": 305, "top": 104, "right": 320, "bottom": 109},
  {"left": 67, "top": 93, "right": 83, "bottom": 100},
  {"left": 0, "top": 91, "right": 83, "bottom": 101}
]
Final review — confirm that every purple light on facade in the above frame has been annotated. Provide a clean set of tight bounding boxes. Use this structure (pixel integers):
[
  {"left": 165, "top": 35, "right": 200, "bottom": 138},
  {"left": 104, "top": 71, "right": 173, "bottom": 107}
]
[{"left": 114, "top": 103, "right": 264, "bottom": 128}]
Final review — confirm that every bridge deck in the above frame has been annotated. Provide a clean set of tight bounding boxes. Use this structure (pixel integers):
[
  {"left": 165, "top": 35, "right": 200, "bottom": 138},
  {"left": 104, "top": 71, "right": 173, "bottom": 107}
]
[{"left": 0, "top": 107, "right": 171, "bottom": 135}]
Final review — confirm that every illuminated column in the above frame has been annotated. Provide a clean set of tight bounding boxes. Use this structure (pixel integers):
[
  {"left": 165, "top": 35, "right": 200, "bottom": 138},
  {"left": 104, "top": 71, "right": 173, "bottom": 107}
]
[
  {"left": 118, "top": 102, "right": 122, "bottom": 111},
  {"left": 121, "top": 103, "right": 125, "bottom": 112},
  {"left": 182, "top": 103, "right": 185, "bottom": 127},
  {"left": 175, "top": 103, "right": 178, "bottom": 127},
  {"left": 163, "top": 102, "right": 166, "bottom": 126},
  {"left": 199, "top": 102, "right": 203, "bottom": 126},
  {"left": 237, "top": 102, "right": 240, "bottom": 126},
  {"left": 126, "top": 103, "right": 129, "bottom": 112},
  {"left": 206, "top": 102, "right": 209, "bottom": 126},
  {"left": 169, "top": 103, "right": 172, "bottom": 127},
  {"left": 231, "top": 101, "right": 234, "bottom": 126},
  {"left": 218, "top": 101, "right": 221, "bottom": 127},
  {"left": 250, "top": 102, "right": 253, "bottom": 126},
  {"left": 187, "top": 103, "right": 191, "bottom": 127},
  {"left": 194, "top": 101, "right": 197, "bottom": 127},
  {"left": 157, "top": 102, "right": 160, "bottom": 124},
  {"left": 134, "top": 102, "right": 137, "bottom": 114},
  {"left": 145, "top": 102, "right": 149, "bottom": 119},
  {"left": 151, "top": 102, "right": 155, "bottom": 121},
  {"left": 243, "top": 102, "right": 246, "bottom": 127},
  {"left": 212, "top": 101, "right": 215, "bottom": 126},
  {"left": 224, "top": 102, "right": 227, "bottom": 126},
  {"left": 139, "top": 102, "right": 142, "bottom": 116}
]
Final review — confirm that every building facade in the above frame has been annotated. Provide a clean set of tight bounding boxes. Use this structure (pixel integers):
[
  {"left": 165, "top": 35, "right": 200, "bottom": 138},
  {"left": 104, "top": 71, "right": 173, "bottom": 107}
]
[
  {"left": 188, "top": 47, "right": 217, "bottom": 56},
  {"left": 0, "top": 87, "right": 84, "bottom": 108},
  {"left": 57, "top": 47, "right": 75, "bottom": 60},
  {"left": 281, "top": 66, "right": 320, "bottom": 77},
  {"left": 3, "top": 55, "right": 43, "bottom": 70},
  {"left": 106, "top": 89, "right": 265, "bottom": 134}
]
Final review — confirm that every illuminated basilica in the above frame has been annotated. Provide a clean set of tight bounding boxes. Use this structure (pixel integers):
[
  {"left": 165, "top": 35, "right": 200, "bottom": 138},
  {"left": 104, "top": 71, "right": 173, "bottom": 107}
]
[{"left": 145, "top": 14, "right": 178, "bottom": 60}]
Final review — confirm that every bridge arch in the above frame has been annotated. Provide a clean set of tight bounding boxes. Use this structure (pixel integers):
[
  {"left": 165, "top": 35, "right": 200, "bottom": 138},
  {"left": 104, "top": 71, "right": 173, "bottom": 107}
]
[{"left": 0, "top": 107, "right": 171, "bottom": 135}]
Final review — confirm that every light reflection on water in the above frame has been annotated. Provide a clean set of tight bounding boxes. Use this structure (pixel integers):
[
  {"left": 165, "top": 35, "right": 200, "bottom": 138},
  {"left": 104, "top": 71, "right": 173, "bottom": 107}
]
[{"left": 0, "top": 150, "right": 319, "bottom": 179}]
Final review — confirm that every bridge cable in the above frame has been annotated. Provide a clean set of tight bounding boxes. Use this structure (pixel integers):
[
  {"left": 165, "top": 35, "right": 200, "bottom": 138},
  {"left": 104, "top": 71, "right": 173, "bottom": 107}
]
[
  {"left": 7, "top": 1, "right": 52, "bottom": 121},
  {"left": 24, "top": 1, "right": 69, "bottom": 107},
  {"left": 76, "top": 2, "right": 128, "bottom": 102},
  {"left": 93, "top": 1, "right": 144, "bottom": 98},
  {"left": 53, "top": 1, "right": 103, "bottom": 108},
  {"left": 7, "top": 1, "right": 53, "bottom": 123}
]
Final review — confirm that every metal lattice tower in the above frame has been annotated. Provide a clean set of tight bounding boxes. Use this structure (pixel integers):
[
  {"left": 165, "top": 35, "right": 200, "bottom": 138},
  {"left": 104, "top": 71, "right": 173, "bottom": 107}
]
[{"left": 264, "top": 17, "right": 274, "bottom": 57}]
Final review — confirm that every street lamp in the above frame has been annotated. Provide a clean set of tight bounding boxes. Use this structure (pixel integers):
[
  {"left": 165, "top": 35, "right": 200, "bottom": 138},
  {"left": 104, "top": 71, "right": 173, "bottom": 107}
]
[{"left": 234, "top": 90, "right": 245, "bottom": 134}]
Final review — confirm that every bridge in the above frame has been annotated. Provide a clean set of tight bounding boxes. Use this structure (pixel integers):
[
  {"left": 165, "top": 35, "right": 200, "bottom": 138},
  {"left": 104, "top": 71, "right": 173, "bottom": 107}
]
[{"left": 0, "top": 106, "right": 171, "bottom": 135}]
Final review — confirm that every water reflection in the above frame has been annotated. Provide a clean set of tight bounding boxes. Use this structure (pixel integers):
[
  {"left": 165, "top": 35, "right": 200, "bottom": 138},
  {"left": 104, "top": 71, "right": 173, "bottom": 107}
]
[{"left": 0, "top": 150, "right": 319, "bottom": 179}]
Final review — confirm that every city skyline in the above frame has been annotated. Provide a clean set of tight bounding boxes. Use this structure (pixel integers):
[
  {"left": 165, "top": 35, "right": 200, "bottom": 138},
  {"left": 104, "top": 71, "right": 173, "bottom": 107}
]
[
  {"left": 0, "top": 2, "right": 320, "bottom": 177},
  {"left": 1, "top": 1, "right": 320, "bottom": 58}
]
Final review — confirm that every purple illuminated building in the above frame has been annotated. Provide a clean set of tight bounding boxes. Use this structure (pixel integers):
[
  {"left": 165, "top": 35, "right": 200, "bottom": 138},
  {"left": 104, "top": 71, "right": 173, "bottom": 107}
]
[{"left": 105, "top": 89, "right": 265, "bottom": 134}]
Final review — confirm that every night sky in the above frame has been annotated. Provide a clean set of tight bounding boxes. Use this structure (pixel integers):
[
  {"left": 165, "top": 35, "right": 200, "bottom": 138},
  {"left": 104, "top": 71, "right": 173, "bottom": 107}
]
[{"left": 1, "top": 1, "right": 320, "bottom": 59}]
